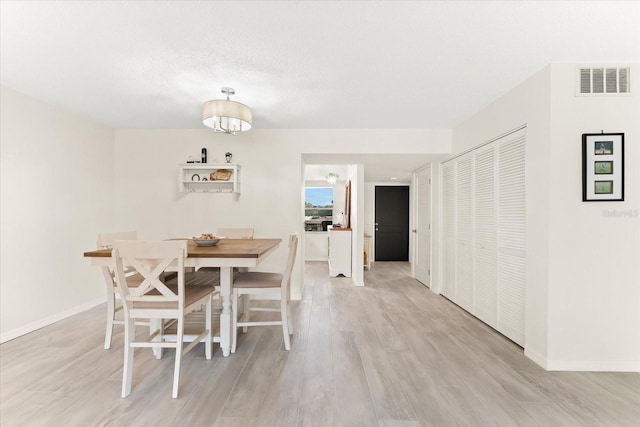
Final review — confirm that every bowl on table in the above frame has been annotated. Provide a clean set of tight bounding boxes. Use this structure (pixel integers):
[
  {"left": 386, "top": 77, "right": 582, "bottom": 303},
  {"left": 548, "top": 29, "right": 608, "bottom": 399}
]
[{"left": 192, "top": 234, "right": 220, "bottom": 246}]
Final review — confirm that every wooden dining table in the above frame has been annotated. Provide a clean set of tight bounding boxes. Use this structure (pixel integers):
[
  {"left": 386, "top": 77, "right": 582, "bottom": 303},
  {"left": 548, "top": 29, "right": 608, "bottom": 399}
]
[{"left": 84, "top": 238, "right": 282, "bottom": 357}]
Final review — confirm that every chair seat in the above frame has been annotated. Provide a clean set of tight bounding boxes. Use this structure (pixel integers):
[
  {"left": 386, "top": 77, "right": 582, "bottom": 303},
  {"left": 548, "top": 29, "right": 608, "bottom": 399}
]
[
  {"left": 181, "top": 269, "right": 240, "bottom": 287},
  {"left": 184, "top": 270, "right": 221, "bottom": 287},
  {"left": 199, "top": 266, "right": 246, "bottom": 274},
  {"left": 233, "top": 272, "right": 284, "bottom": 288},
  {"left": 132, "top": 285, "right": 213, "bottom": 309}
]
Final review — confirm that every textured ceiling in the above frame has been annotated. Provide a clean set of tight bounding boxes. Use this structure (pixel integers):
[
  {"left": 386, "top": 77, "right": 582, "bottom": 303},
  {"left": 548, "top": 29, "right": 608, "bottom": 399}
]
[{"left": 2, "top": 1, "right": 639, "bottom": 131}]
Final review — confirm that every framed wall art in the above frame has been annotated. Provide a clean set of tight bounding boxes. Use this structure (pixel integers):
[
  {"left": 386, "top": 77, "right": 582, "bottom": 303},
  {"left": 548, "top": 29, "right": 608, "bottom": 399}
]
[{"left": 582, "top": 133, "right": 624, "bottom": 201}]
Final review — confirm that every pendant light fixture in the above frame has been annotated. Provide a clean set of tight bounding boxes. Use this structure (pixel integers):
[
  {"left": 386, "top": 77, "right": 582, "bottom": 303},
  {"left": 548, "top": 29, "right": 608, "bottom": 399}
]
[
  {"left": 326, "top": 172, "right": 339, "bottom": 184},
  {"left": 202, "top": 87, "right": 252, "bottom": 134}
]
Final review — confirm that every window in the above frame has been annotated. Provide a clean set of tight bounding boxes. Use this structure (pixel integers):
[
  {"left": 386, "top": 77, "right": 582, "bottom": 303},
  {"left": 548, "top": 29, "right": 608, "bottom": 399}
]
[{"left": 305, "top": 187, "right": 333, "bottom": 231}]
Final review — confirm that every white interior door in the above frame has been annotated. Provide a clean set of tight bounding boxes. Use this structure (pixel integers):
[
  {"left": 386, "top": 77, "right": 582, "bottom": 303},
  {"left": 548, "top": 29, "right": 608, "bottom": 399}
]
[{"left": 413, "top": 167, "right": 431, "bottom": 286}]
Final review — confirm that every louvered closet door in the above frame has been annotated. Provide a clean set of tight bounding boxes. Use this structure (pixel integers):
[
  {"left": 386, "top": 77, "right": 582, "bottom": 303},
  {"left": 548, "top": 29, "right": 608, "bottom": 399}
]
[
  {"left": 497, "top": 132, "right": 526, "bottom": 346},
  {"left": 473, "top": 144, "right": 497, "bottom": 328},
  {"left": 441, "top": 162, "right": 456, "bottom": 299},
  {"left": 455, "top": 154, "right": 473, "bottom": 312}
]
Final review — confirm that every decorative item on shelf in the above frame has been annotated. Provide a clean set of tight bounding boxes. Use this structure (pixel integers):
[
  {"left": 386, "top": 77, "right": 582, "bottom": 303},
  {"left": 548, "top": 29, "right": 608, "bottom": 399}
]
[
  {"left": 186, "top": 156, "right": 200, "bottom": 164},
  {"left": 201, "top": 148, "right": 207, "bottom": 164},
  {"left": 202, "top": 87, "right": 252, "bottom": 135},
  {"left": 191, "top": 173, "right": 201, "bottom": 181},
  {"left": 210, "top": 169, "right": 232, "bottom": 181},
  {"left": 326, "top": 172, "right": 339, "bottom": 184},
  {"left": 225, "top": 152, "right": 232, "bottom": 163}
]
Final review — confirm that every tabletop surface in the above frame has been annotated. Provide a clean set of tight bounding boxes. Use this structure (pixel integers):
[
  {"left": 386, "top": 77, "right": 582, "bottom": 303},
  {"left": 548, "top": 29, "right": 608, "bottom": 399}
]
[{"left": 84, "top": 238, "right": 282, "bottom": 259}]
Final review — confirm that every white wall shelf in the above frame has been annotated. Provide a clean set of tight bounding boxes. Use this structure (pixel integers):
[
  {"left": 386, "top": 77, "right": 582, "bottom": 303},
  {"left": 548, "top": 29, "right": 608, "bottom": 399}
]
[{"left": 179, "top": 163, "right": 241, "bottom": 193}]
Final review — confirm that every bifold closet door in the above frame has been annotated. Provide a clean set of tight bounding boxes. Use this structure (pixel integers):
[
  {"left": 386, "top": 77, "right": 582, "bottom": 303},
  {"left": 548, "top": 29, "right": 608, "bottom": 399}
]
[
  {"left": 497, "top": 132, "right": 526, "bottom": 346},
  {"left": 455, "top": 154, "right": 473, "bottom": 312},
  {"left": 440, "top": 128, "right": 525, "bottom": 347},
  {"left": 473, "top": 144, "right": 497, "bottom": 329},
  {"left": 441, "top": 162, "right": 456, "bottom": 299}
]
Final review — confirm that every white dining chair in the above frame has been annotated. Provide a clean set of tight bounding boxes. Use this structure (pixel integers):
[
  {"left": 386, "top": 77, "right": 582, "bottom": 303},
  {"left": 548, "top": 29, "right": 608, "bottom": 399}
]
[
  {"left": 113, "top": 239, "right": 217, "bottom": 398},
  {"left": 231, "top": 234, "right": 298, "bottom": 353},
  {"left": 97, "top": 231, "right": 149, "bottom": 350}
]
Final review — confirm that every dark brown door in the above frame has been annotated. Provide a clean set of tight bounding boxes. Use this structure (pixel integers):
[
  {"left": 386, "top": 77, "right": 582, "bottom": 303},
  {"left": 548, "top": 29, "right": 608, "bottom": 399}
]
[{"left": 375, "top": 186, "right": 409, "bottom": 261}]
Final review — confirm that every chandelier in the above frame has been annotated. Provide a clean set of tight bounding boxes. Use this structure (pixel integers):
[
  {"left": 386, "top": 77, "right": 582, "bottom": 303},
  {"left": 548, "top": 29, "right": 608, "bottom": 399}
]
[
  {"left": 202, "top": 87, "right": 252, "bottom": 135},
  {"left": 326, "top": 172, "right": 339, "bottom": 184}
]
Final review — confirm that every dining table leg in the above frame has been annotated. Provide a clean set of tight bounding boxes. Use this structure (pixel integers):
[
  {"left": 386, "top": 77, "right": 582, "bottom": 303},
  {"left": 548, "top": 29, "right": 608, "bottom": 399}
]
[{"left": 219, "top": 266, "right": 233, "bottom": 357}]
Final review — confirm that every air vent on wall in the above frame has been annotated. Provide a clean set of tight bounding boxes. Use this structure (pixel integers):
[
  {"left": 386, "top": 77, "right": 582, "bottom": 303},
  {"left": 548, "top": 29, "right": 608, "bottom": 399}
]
[{"left": 578, "top": 66, "right": 631, "bottom": 95}]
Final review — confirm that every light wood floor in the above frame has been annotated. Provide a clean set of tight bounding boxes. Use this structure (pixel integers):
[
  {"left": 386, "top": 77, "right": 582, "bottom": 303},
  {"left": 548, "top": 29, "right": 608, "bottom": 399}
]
[{"left": 1, "top": 262, "right": 638, "bottom": 426}]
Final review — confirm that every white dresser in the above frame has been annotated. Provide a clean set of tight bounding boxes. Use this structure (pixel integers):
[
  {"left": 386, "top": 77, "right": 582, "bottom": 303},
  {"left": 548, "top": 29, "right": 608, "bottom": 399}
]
[{"left": 328, "top": 227, "right": 352, "bottom": 277}]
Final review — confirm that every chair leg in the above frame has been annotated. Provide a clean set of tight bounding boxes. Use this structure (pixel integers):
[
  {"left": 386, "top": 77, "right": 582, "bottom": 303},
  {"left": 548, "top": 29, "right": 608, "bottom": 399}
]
[
  {"left": 205, "top": 297, "right": 212, "bottom": 360},
  {"left": 287, "top": 301, "right": 293, "bottom": 334},
  {"left": 281, "top": 299, "right": 291, "bottom": 351},
  {"left": 104, "top": 290, "right": 116, "bottom": 350},
  {"left": 172, "top": 317, "right": 184, "bottom": 399},
  {"left": 241, "top": 295, "right": 249, "bottom": 334},
  {"left": 121, "top": 317, "right": 135, "bottom": 398},
  {"left": 231, "top": 289, "right": 238, "bottom": 353}
]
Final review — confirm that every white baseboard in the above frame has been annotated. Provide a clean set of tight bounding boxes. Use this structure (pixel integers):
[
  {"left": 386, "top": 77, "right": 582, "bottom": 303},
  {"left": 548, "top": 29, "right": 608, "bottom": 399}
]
[
  {"left": 1, "top": 297, "right": 105, "bottom": 344},
  {"left": 545, "top": 359, "right": 640, "bottom": 372},
  {"left": 524, "top": 347, "right": 548, "bottom": 370},
  {"left": 524, "top": 347, "right": 640, "bottom": 373}
]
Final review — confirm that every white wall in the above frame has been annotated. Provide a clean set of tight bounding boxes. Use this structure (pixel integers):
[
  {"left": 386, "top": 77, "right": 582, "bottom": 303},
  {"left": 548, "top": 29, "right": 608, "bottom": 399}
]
[
  {"left": 0, "top": 85, "right": 115, "bottom": 342},
  {"left": 546, "top": 63, "right": 640, "bottom": 371},
  {"left": 349, "top": 164, "right": 365, "bottom": 286},
  {"left": 113, "top": 129, "right": 451, "bottom": 299},
  {"left": 304, "top": 232, "right": 328, "bottom": 261},
  {"left": 364, "top": 182, "right": 375, "bottom": 239},
  {"left": 451, "top": 63, "right": 640, "bottom": 371}
]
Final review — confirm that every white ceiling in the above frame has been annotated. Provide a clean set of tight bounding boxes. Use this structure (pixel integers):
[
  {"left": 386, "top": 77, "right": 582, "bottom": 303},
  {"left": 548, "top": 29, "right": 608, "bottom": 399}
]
[{"left": 2, "top": 1, "right": 639, "bottom": 181}]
